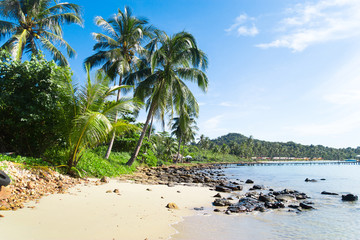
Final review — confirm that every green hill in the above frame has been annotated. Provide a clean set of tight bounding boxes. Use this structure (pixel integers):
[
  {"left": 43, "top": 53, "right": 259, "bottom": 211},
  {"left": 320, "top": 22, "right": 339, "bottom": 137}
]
[{"left": 206, "top": 133, "right": 360, "bottom": 160}]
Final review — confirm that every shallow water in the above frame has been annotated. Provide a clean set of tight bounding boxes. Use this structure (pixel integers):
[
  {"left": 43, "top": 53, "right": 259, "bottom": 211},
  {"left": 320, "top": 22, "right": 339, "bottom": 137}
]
[{"left": 172, "top": 163, "right": 360, "bottom": 240}]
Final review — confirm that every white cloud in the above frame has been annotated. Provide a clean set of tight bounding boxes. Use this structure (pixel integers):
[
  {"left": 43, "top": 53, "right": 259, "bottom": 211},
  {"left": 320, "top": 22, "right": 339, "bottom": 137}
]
[
  {"left": 257, "top": 0, "right": 360, "bottom": 51},
  {"left": 199, "top": 115, "right": 229, "bottom": 138},
  {"left": 203, "top": 115, "right": 223, "bottom": 129},
  {"left": 226, "top": 13, "right": 259, "bottom": 37},
  {"left": 323, "top": 90, "right": 360, "bottom": 105}
]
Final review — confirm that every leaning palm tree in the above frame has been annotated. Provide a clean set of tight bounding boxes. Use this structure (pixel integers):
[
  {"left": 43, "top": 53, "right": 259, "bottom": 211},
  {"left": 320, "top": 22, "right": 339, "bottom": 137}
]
[
  {"left": 67, "top": 66, "right": 139, "bottom": 169},
  {"left": 0, "top": 0, "right": 83, "bottom": 66},
  {"left": 126, "top": 31, "right": 208, "bottom": 166},
  {"left": 85, "top": 6, "right": 154, "bottom": 159}
]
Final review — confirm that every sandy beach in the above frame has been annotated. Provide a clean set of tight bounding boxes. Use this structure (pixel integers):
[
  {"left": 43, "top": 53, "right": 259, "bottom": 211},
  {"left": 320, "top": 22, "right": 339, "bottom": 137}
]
[{"left": 0, "top": 180, "right": 213, "bottom": 240}]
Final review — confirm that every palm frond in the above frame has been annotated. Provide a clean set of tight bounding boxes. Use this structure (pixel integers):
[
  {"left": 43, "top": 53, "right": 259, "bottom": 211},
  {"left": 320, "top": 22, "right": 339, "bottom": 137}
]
[
  {"left": 0, "top": 20, "right": 17, "bottom": 38},
  {"left": 13, "top": 29, "right": 28, "bottom": 60},
  {"left": 39, "top": 36, "right": 68, "bottom": 66}
]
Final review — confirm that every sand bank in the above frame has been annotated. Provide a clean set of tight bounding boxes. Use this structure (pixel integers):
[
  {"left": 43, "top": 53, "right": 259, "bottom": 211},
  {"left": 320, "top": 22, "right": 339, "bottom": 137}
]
[{"left": 0, "top": 180, "right": 213, "bottom": 240}]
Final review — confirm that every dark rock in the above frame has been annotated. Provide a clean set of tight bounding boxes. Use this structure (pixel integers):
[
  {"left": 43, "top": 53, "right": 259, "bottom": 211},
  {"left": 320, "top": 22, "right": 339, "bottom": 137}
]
[
  {"left": 194, "top": 207, "right": 204, "bottom": 211},
  {"left": 280, "top": 189, "right": 294, "bottom": 194},
  {"left": 213, "top": 208, "right": 221, "bottom": 212},
  {"left": 272, "top": 191, "right": 280, "bottom": 196},
  {"left": 215, "top": 185, "right": 232, "bottom": 193},
  {"left": 213, "top": 198, "right": 232, "bottom": 207},
  {"left": 303, "top": 201, "right": 314, "bottom": 205},
  {"left": 305, "top": 178, "right": 317, "bottom": 182},
  {"left": 342, "top": 194, "right": 358, "bottom": 201},
  {"left": 213, "top": 193, "right": 222, "bottom": 198},
  {"left": 295, "top": 193, "right": 308, "bottom": 200},
  {"left": 321, "top": 191, "right": 338, "bottom": 195},
  {"left": 100, "top": 176, "right": 110, "bottom": 183},
  {"left": 245, "top": 179, "right": 254, "bottom": 184},
  {"left": 227, "top": 205, "right": 247, "bottom": 213},
  {"left": 265, "top": 201, "right": 285, "bottom": 209},
  {"left": 320, "top": 178, "right": 326, "bottom": 181},
  {"left": 246, "top": 191, "right": 258, "bottom": 198},
  {"left": 228, "top": 197, "right": 265, "bottom": 212},
  {"left": 258, "top": 207, "right": 266, "bottom": 212},
  {"left": 300, "top": 202, "right": 314, "bottom": 209},
  {"left": 269, "top": 188, "right": 274, "bottom": 191},
  {"left": 252, "top": 184, "right": 264, "bottom": 190},
  {"left": 223, "top": 184, "right": 243, "bottom": 191},
  {"left": 288, "top": 204, "right": 300, "bottom": 209},
  {"left": 258, "top": 195, "right": 273, "bottom": 203}
]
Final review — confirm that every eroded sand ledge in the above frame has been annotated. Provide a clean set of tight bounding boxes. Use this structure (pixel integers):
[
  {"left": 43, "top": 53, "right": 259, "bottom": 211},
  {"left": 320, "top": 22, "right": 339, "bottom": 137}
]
[{"left": 0, "top": 180, "right": 213, "bottom": 240}]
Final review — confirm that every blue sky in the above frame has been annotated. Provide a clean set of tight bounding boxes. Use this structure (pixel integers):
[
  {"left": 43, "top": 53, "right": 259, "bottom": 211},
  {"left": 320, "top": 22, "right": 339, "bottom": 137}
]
[{"left": 57, "top": 0, "right": 360, "bottom": 148}]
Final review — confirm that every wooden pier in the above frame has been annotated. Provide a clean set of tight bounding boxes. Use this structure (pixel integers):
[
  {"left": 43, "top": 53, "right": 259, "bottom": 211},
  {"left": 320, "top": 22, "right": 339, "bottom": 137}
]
[{"left": 229, "top": 160, "right": 360, "bottom": 167}]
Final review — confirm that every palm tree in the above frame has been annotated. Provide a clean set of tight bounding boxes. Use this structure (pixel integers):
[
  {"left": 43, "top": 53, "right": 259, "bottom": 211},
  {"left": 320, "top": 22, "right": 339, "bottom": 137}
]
[
  {"left": 66, "top": 66, "right": 139, "bottom": 169},
  {"left": 0, "top": 0, "right": 83, "bottom": 66},
  {"left": 171, "top": 115, "right": 198, "bottom": 162},
  {"left": 126, "top": 31, "right": 208, "bottom": 166},
  {"left": 84, "top": 6, "right": 154, "bottom": 159}
]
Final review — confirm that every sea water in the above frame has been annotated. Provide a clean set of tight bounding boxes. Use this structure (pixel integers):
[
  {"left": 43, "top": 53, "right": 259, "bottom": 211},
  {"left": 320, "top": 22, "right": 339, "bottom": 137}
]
[{"left": 171, "top": 163, "right": 360, "bottom": 240}]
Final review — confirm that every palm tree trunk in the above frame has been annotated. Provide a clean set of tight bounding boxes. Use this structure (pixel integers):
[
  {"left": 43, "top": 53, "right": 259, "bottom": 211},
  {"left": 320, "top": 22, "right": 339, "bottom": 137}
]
[
  {"left": 105, "top": 76, "right": 122, "bottom": 159},
  {"left": 181, "top": 144, "right": 185, "bottom": 163},
  {"left": 147, "top": 116, "right": 154, "bottom": 140},
  {"left": 175, "top": 136, "right": 182, "bottom": 163},
  {"left": 127, "top": 102, "right": 156, "bottom": 166}
]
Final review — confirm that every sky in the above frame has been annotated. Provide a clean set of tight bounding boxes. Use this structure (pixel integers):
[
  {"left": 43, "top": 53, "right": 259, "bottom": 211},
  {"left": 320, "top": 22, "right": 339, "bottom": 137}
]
[{"left": 26, "top": 0, "right": 360, "bottom": 148}]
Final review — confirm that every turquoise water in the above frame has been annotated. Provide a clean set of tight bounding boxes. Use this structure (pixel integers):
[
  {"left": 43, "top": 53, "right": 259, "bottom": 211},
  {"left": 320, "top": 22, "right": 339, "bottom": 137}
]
[{"left": 172, "top": 163, "right": 360, "bottom": 240}]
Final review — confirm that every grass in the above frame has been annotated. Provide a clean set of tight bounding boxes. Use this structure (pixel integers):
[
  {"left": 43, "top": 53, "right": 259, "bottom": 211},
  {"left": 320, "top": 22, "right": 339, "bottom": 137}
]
[
  {"left": 0, "top": 147, "right": 139, "bottom": 178},
  {"left": 1, "top": 147, "right": 251, "bottom": 179},
  {"left": 76, "top": 147, "right": 138, "bottom": 177},
  {"left": 0, "top": 154, "right": 51, "bottom": 166},
  {"left": 0, "top": 162, "right": 7, "bottom": 171}
]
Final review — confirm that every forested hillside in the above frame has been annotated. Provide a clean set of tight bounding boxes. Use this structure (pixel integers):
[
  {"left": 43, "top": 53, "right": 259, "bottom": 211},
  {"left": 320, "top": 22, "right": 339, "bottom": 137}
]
[{"left": 198, "top": 133, "right": 360, "bottom": 160}]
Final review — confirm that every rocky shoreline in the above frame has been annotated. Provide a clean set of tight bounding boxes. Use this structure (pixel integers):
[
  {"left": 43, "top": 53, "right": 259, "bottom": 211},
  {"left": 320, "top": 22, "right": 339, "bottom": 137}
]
[
  {"left": 1, "top": 161, "right": 356, "bottom": 215},
  {"left": 119, "top": 164, "right": 317, "bottom": 215},
  {"left": 0, "top": 161, "right": 87, "bottom": 211}
]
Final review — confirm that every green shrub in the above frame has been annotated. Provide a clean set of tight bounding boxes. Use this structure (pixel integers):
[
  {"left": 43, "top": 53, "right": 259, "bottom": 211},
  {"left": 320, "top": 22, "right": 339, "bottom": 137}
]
[
  {"left": 0, "top": 51, "right": 74, "bottom": 157},
  {"left": 139, "top": 149, "right": 158, "bottom": 167},
  {"left": 0, "top": 154, "right": 51, "bottom": 166}
]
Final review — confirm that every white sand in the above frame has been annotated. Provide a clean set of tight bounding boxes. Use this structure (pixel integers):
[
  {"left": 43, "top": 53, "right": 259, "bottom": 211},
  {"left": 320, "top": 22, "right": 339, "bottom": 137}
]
[{"left": 0, "top": 180, "right": 213, "bottom": 240}]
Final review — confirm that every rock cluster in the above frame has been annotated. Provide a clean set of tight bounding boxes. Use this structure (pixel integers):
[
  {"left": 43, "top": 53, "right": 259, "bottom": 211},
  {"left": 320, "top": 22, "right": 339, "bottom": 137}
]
[
  {"left": 119, "top": 164, "right": 226, "bottom": 187},
  {"left": 213, "top": 183, "right": 314, "bottom": 214},
  {"left": 0, "top": 161, "right": 85, "bottom": 211}
]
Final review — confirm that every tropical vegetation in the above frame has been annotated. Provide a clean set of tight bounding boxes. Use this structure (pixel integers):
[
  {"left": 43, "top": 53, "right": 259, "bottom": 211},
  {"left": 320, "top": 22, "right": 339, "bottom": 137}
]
[
  {"left": 1, "top": 2, "right": 354, "bottom": 179},
  {"left": 0, "top": 3, "right": 209, "bottom": 177},
  {"left": 200, "top": 133, "right": 360, "bottom": 160}
]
